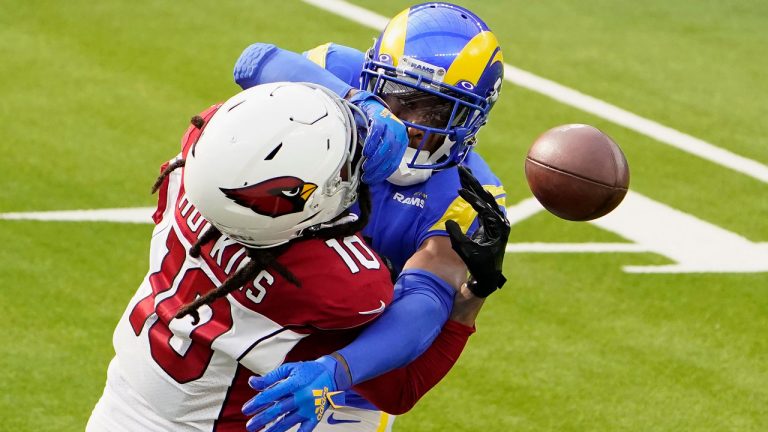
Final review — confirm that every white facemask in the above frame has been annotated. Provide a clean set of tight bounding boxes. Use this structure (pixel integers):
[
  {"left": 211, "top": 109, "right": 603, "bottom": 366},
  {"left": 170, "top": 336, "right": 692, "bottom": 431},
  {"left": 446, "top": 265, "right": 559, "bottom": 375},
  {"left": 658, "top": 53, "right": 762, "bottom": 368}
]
[{"left": 387, "top": 147, "right": 434, "bottom": 186}]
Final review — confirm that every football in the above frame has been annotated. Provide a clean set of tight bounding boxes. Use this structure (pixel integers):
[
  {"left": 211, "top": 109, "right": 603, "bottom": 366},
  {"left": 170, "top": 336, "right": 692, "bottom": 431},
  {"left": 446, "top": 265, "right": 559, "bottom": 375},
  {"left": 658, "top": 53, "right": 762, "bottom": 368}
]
[{"left": 524, "top": 124, "right": 630, "bottom": 221}]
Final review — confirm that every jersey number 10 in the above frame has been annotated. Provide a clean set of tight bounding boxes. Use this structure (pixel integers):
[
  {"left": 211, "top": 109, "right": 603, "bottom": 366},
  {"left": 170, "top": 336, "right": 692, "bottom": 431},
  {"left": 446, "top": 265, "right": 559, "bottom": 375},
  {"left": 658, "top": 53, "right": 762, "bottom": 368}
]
[{"left": 325, "top": 236, "right": 381, "bottom": 273}]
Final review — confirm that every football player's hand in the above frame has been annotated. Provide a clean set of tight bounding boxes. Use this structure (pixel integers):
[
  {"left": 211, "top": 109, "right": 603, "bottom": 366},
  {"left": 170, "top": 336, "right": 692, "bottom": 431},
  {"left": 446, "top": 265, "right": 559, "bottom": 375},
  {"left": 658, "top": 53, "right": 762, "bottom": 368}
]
[
  {"left": 445, "top": 165, "right": 510, "bottom": 298},
  {"left": 347, "top": 90, "right": 408, "bottom": 184},
  {"left": 243, "top": 356, "right": 345, "bottom": 432}
]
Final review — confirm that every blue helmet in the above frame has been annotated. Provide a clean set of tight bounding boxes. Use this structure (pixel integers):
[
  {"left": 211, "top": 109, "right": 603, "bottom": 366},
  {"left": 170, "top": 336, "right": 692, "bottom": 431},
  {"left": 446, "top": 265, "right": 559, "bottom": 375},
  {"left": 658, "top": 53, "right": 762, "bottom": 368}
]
[{"left": 361, "top": 2, "right": 504, "bottom": 170}]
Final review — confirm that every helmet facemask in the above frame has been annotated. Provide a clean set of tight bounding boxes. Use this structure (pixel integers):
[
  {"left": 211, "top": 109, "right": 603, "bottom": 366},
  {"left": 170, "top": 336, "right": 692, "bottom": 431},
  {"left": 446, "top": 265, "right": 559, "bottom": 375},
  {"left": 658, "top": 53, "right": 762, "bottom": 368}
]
[
  {"left": 359, "top": 2, "right": 505, "bottom": 178},
  {"left": 361, "top": 56, "right": 490, "bottom": 171},
  {"left": 312, "top": 84, "right": 365, "bottom": 211}
]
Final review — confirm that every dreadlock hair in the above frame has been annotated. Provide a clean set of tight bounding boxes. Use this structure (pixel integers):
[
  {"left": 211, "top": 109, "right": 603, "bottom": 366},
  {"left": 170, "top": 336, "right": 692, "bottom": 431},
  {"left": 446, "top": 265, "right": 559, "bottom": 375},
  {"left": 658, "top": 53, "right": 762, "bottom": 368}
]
[
  {"left": 152, "top": 115, "right": 205, "bottom": 193},
  {"left": 189, "top": 225, "right": 221, "bottom": 258},
  {"left": 190, "top": 115, "right": 205, "bottom": 129},
  {"left": 174, "top": 183, "right": 373, "bottom": 325},
  {"left": 150, "top": 115, "right": 206, "bottom": 194},
  {"left": 175, "top": 243, "right": 296, "bottom": 324},
  {"left": 151, "top": 158, "right": 185, "bottom": 194}
]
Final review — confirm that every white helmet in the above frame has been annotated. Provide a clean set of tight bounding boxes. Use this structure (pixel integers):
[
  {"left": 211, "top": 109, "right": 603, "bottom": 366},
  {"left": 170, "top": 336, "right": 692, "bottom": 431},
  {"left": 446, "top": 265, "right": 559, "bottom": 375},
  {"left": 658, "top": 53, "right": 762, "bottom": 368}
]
[{"left": 183, "top": 82, "right": 363, "bottom": 248}]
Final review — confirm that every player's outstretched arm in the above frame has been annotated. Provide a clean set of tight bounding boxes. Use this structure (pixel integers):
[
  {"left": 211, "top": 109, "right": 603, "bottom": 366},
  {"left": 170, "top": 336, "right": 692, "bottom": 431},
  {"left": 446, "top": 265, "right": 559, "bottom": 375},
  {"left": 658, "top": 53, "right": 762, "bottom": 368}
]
[
  {"left": 241, "top": 167, "right": 511, "bottom": 428},
  {"left": 353, "top": 165, "right": 511, "bottom": 413},
  {"left": 242, "top": 269, "right": 454, "bottom": 431},
  {"left": 232, "top": 43, "right": 407, "bottom": 183},
  {"left": 234, "top": 43, "right": 353, "bottom": 97},
  {"left": 351, "top": 318, "right": 475, "bottom": 415}
]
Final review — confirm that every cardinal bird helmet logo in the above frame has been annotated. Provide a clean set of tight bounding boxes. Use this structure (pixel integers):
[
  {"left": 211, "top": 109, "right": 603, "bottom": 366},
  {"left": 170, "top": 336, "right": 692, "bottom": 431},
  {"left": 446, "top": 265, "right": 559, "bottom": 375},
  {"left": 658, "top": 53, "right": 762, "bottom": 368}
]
[{"left": 220, "top": 176, "right": 318, "bottom": 218}]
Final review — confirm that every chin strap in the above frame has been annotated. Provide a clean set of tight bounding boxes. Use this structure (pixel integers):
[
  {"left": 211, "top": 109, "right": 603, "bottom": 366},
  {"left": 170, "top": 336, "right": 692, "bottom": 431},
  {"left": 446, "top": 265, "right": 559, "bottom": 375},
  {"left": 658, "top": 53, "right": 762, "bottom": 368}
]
[{"left": 307, "top": 213, "right": 359, "bottom": 232}]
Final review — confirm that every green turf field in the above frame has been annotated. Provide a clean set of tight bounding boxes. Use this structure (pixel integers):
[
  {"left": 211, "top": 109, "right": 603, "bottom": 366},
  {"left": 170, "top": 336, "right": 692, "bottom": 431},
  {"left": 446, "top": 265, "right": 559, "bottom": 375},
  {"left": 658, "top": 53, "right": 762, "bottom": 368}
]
[{"left": 1, "top": 1, "right": 766, "bottom": 430}]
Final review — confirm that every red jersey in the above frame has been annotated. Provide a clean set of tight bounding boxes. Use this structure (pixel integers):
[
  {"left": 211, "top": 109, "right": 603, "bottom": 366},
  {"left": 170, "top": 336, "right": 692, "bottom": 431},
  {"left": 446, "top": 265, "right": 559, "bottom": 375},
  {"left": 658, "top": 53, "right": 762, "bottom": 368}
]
[{"left": 87, "top": 106, "right": 393, "bottom": 432}]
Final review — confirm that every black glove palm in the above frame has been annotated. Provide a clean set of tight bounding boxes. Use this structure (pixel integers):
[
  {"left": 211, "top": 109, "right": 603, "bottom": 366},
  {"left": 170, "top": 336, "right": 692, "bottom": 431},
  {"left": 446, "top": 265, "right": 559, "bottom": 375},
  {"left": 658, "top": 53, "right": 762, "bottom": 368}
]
[{"left": 445, "top": 165, "right": 511, "bottom": 298}]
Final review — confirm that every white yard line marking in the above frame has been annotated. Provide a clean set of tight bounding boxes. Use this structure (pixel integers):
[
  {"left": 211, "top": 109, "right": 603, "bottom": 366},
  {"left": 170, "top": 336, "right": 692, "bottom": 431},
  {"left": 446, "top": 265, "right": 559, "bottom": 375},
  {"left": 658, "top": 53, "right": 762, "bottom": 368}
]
[
  {"left": 593, "top": 191, "right": 768, "bottom": 273},
  {"left": 0, "top": 208, "right": 155, "bottom": 224},
  {"left": 504, "top": 197, "right": 543, "bottom": 226},
  {"left": 504, "top": 191, "right": 768, "bottom": 272},
  {"left": 301, "top": 0, "right": 768, "bottom": 184},
  {"left": 303, "top": 0, "right": 388, "bottom": 28}
]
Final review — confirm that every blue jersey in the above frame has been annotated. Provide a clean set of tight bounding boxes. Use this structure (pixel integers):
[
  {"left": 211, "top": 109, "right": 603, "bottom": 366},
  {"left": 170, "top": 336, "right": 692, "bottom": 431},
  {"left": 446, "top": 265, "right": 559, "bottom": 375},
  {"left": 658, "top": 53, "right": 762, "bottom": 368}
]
[
  {"left": 362, "top": 152, "right": 505, "bottom": 271},
  {"left": 304, "top": 43, "right": 506, "bottom": 271}
]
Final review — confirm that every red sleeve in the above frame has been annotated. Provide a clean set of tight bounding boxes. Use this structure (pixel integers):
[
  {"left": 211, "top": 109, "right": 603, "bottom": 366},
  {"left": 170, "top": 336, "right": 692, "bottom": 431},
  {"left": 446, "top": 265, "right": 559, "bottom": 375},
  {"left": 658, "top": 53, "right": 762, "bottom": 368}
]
[{"left": 351, "top": 320, "right": 476, "bottom": 415}]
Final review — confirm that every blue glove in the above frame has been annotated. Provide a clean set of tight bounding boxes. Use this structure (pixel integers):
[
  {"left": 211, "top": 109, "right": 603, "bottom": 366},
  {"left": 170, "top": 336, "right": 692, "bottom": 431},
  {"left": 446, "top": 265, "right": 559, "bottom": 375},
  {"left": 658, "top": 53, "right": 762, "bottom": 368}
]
[
  {"left": 347, "top": 91, "right": 408, "bottom": 184},
  {"left": 243, "top": 356, "right": 348, "bottom": 432}
]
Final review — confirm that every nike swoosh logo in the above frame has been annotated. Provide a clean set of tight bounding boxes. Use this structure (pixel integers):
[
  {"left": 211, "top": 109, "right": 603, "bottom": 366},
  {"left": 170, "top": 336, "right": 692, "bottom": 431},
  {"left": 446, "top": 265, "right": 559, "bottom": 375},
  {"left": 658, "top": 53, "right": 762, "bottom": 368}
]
[
  {"left": 327, "top": 413, "right": 362, "bottom": 425},
  {"left": 358, "top": 300, "right": 386, "bottom": 315}
]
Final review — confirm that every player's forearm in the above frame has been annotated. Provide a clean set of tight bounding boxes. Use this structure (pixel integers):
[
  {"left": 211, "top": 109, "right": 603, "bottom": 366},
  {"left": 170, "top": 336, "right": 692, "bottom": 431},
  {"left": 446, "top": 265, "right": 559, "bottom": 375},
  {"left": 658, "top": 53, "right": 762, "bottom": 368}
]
[
  {"left": 336, "top": 269, "right": 454, "bottom": 385},
  {"left": 352, "top": 320, "right": 475, "bottom": 414},
  {"left": 233, "top": 43, "right": 352, "bottom": 97},
  {"left": 449, "top": 282, "right": 486, "bottom": 326}
]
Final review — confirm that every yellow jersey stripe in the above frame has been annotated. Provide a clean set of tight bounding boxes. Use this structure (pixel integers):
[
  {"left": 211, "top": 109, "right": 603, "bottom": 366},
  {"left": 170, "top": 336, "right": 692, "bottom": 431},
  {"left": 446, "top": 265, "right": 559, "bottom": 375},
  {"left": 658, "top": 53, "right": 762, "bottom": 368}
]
[
  {"left": 305, "top": 42, "right": 332, "bottom": 68},
  {"left": 429, "top": 185, "right": 506, "bottom": 233},
  {"left": 485, "top": 185, "right": 505, "bottom": 199}
]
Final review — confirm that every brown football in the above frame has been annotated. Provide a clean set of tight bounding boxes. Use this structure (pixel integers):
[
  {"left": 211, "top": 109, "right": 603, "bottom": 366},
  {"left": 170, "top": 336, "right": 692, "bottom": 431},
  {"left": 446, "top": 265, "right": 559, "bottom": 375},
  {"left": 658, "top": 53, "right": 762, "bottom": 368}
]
[{"left": 524, "top": 124, "right": 629, "bottom": 221}]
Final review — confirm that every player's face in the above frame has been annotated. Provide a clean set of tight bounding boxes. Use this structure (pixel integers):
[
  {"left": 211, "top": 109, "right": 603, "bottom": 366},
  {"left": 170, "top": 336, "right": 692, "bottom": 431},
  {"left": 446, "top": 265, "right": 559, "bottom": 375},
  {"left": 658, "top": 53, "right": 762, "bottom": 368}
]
[{"left": 381, "top": 88, "right": 449, "bottom": 153}]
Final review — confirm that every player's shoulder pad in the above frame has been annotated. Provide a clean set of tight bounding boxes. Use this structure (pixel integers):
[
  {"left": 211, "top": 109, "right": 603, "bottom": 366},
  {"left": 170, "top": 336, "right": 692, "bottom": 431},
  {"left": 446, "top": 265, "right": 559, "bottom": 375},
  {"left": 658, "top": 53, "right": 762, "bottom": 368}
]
[{"left": 425, "top": 152, "right": 506, "bottom": 234}]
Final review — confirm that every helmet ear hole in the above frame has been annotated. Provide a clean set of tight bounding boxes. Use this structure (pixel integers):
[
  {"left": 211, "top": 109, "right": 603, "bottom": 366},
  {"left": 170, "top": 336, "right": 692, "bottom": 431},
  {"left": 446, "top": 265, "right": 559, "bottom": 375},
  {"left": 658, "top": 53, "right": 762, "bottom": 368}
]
[{"left": 263, "top": 143, "right": 282, "bottom": 161}]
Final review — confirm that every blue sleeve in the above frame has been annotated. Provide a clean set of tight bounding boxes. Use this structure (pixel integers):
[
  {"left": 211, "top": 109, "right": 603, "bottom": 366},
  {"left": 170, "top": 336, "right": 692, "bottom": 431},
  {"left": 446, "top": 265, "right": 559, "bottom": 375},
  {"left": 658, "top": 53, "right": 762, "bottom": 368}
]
[
  {"left": 336, "top": 269, "right": 454, "bottom": 385},
  {"left": 233, "top": 43, "right": 353, "bottom": 97},
  {"left": 314, "top": 44, "right": 365, "bottom": 89}
]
